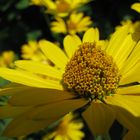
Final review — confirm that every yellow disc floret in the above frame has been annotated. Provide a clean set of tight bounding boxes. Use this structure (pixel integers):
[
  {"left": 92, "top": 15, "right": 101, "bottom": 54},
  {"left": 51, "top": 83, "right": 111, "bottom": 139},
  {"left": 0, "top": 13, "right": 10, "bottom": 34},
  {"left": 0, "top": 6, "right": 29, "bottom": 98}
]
[{"left": 63, "top": 42, "right": 121, "bottom": 100}]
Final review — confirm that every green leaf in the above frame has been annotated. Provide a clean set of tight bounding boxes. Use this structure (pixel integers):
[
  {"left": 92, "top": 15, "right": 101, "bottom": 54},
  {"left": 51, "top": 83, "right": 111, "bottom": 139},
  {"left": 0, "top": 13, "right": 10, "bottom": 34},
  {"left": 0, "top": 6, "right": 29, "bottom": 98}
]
[
  {"left": 26, "top": 30, "right": 42, "bottom": 40},
  {"left": 0, "top": 78, "right": 10, "bottom": 87},
  {"left": 0, "top": 119, "right": 14, "bottom": 140},
  {"left": 15, "top": 0, "right": 30, "bottom": 10}
]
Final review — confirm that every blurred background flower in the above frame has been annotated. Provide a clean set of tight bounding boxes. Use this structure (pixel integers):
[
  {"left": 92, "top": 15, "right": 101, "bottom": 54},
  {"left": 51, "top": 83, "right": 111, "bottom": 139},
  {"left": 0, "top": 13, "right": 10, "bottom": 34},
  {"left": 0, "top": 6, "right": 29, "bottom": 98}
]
[
  {"left": 21, "top": 40, "right": 46, "bottom": 62},
  {"left": 43, "top": 113, "right": 85, "bottom": 140},
  {"left": 41, "top": 0, "right": 91, "bottom": 17},
  {"left": 0, "top": 51, "right": 17, "bottom": 68},
  {"left": 51, "top": 12, "right": 92, "bottom": 34}
]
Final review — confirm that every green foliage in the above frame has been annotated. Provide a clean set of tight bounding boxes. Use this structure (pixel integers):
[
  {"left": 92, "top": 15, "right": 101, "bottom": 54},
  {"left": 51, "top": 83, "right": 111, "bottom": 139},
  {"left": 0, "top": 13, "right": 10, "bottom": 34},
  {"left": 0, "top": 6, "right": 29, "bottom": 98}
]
[
  {"left": 0, "top": 119, "right": 14, "bottom": 140},
  {"left": 16, "top": 0, "right": 30, "bottom": 10},
  {"left": 26, "top": 30, "right": 42, "bottom": 41},
  {"left": 0, "top": 78, "right": 10, "bottom": 88}
]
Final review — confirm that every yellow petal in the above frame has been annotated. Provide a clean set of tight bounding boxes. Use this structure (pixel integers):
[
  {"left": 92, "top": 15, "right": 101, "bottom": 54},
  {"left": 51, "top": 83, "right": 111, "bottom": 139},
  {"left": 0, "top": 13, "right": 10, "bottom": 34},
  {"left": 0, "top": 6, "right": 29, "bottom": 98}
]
[
  {"left": 15, "top": 60, "right": 63, "bottom": 79},
  {"left": 0, "top": 84, "right": 31, "bottom": 96},
  {"left": 82, "top": 101, "right": 115, "bottom": 135},
  {"left": 68, "top": 130, "right": 85, "bottom": 140},
  {"left": 78, "top": 16, "right": 92, "bottom": 30},
  {"left": 9, "top": 88, "right": 75, "bottom": 106},
  {"left": 64, "top": 35, "right": 81, "bottom": 58},
  {"left": 112, "top": 35, "right": 135, "bottom": 69},
  {"left": 106, "top": 94, "right": 140, "bottom": 117},
  {"left": 42, "top": 0, "right": 56, "bottom": 10},
  {"left": 27, "top": 99, "right": 87, "bottom": 120},
  {"left": 120, "top": 62, "right": 140, "bottom": 85},
  {"left": 98, "top": 40, "right": 109, "bottom": 50},
  {"left": 120, "top": 41, "right": 140, "bottom": 75},
  {"left": 0, "top": 68, "right": 62, "bottom": 89},
  {"left": 131, "top": 3, "right": 140, "bottom": 13},
  {"left": 0, "top": 105, "right": 32, "bottom": 118},
  {"left": 123, "top": 131, "right": 133, "bottom": 140},
  {"left": 55, "top": 135, "right": 63, "bottom": 140},
  {"left": 39, "top": 40, "right": 68, "bottom": 69},
  {"left": 3, "top": 117, "right": 55, "bottom": 137},
  {"left": 118, "top": 85, "right": 140, "bottom": 95},
  {"left": 51, "top": 17, "right": 67, "bottom": 34},
  {"left": 106, "top": 24, "right": 130, "bottom": 56},
  {"left": 82, "top": 28, "right": 99, "bottom": 43},
  {"left": 70, "top": 12, "right": 83, "bottom": 23},
  {"left": 123, "top": 131, "right": 139, "bottom": 140}
]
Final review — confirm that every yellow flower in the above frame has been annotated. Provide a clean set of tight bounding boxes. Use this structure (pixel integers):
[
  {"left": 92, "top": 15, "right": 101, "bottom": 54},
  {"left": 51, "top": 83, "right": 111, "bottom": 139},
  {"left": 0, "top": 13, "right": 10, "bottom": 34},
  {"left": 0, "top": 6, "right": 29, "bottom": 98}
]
[
  {"left": 42, "top": 0, "right": 91, "bottom": 17},
  {"left": 0, "top": 25, "right": 140, "bottom": 138},
  {"left": 51, "top": 12, "right": 92, "bottom": 34},
  {"left": 43, "top": 113, "right": 84, "bottom": 140},
  {"left": 21, "top": 40, "right": 47, "bottom": 63},
  {"left": 0, "top": 51, "right": 16, "bottom": 68},
  {"left": 51, "top": 17, "right": 67, "bottom": 34},
  {"left": 131, "top": 3, "right": 140, "bottom": 13}
]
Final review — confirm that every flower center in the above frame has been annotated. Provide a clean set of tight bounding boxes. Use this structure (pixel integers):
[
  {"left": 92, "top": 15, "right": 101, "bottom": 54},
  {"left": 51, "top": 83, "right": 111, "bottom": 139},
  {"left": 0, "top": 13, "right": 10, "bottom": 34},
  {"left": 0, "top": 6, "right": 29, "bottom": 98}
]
[
  {"left": 62, "top": 42, "right": 121, "bottom": 100},
  {"left": 56, "top": 0, "right": 70, "bottom": 13},
  {"left": 67, "top": 21, "right": 77, "bottom": 34}
]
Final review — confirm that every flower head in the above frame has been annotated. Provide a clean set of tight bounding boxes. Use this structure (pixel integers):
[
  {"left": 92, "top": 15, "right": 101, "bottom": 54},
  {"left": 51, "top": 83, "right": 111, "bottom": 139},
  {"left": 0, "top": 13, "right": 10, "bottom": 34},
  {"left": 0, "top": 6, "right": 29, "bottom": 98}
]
[
  {"left": 43, "top": 113, "right": 84, "bottom": 140},
  {"left": 0, "top": 51, "right": 16, "bottom": 68},
  {"left": 0, "top": 25, "right": 140, "bottom": 138},
  {"left": 51, "top": 12, "right": 92, "bottom": 34},
  {"left": 42, "top": 0, "right": 91, "bottom": 17},
  {"left": 21, "top": 40, "right": 47, "bottom": 63},
  {"left": 63, "top": 42, "right": 121, "bottom": 101},
  {"left": 131, "top": 2, "right": 140, "bottom": 13}
]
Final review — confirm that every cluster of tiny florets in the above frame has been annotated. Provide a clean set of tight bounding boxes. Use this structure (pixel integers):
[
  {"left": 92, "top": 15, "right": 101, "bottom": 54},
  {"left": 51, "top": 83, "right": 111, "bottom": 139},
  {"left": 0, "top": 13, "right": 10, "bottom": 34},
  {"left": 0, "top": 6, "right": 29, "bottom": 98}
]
[{"left": 63, "top": 42, "right": 121, "bottom": 99}]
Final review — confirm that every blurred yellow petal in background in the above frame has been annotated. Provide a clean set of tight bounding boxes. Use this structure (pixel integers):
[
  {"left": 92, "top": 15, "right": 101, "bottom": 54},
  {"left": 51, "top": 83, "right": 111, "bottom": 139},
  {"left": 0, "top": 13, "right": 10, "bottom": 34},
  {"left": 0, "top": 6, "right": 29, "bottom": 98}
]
[
  {"left": 51, "top": 12, "right": 92, "bottom": 35},
  {"left": 0, "top": 51, "right": 16, "bottom": 68},
  {"left": 43, "top": 113, "right": 85, "bottom": 140},
  {"left": 21, "top": 40, "right": 48, "bottom": 63},
  {"left": 30, "top": 0, "right": 42, "bottom": 6},
  {"left": 131, "top": 2, "right": 140, "bottom": 13}
]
